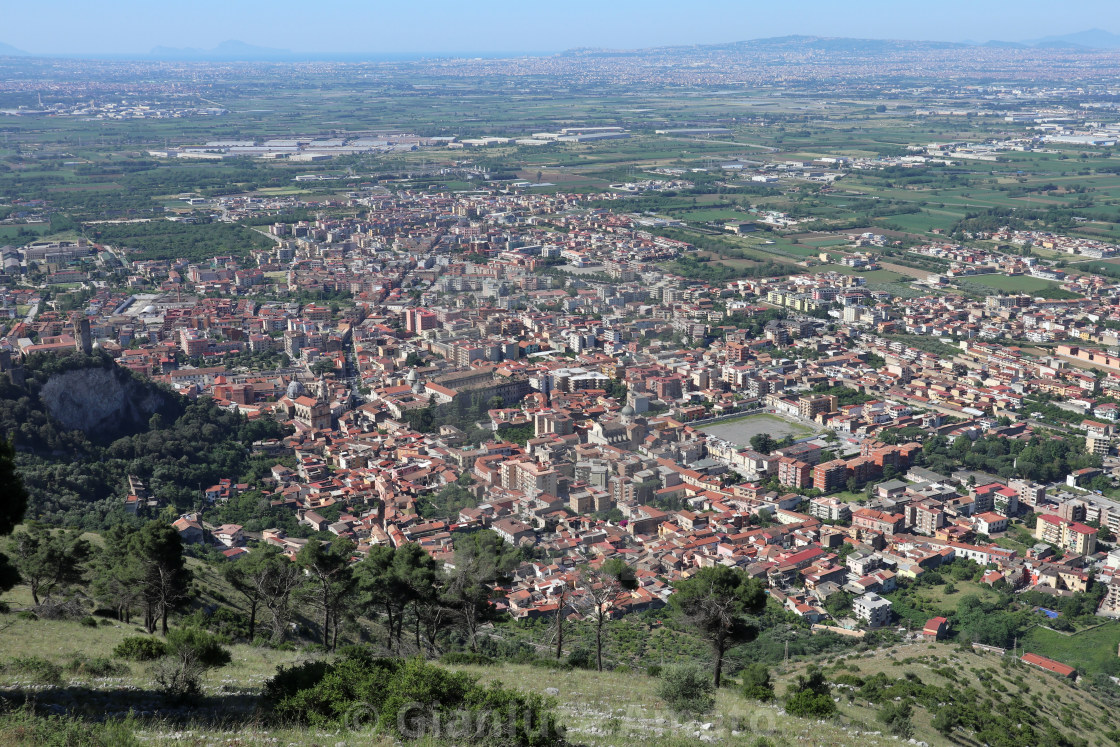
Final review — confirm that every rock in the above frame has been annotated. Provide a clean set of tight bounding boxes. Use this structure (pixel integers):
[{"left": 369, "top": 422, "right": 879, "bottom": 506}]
[
  {"left": 38, "top": 365, "right": 167, "bottom": 436},
  {"left": 545, "top": 687, "right": 559, "bottom": 695}
]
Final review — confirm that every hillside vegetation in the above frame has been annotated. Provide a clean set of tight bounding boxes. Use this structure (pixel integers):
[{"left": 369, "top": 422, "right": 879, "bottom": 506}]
[
  {"left": 0, "top": 352, "right": 287, "bottom": 528},
  {"left": 0, "top": 610, "right": 1116, "bottom": 747}
]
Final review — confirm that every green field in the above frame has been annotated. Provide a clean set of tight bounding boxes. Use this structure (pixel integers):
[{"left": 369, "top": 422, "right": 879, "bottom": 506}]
[
  {"left": 1022, "top": 621, "right": 1120, "bottom": 677},
  {"left": 957, "top": 274, "right": 1067, "bottom": 294}
]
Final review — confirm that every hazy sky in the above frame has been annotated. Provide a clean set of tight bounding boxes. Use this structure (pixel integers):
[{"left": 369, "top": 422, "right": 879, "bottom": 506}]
[{"left": 5, "top": 0, "right": 1117, "bottom": 55}]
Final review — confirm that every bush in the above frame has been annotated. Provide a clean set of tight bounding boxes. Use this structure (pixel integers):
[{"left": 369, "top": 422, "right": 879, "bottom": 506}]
[
  {"left": 80, "top": 616, "right": 98, "bottom": 628},
  {"left": 567, "top": 648, "right": 594, "bottom": 670},
  {"left": 65, "top": 655, "right": 129, "bottom": 677},
  {"left": 441, "top": 652, "right": 497, "bottom": 667},
  {"left": 165, "top": 627, "right": 232, "bottom": 668},
  {"left": 113, "top": 636, "right": 167, "bottom": 662},
  {"left": 150, "top": 656, "right": 203, "bottom": 701},
  {"left": 878, "top": 701, "right": 913, "bottom": 738},
  {"left": 265, "top": 653, "right": 563, "bottom": 745},
  {"left": 0, "top": 706, "right": 141, "bottom": 747},
  {"left": 656, "top": 663, "right": 716, "bottom": 717},
  {"left": 740, "top": 663, "right": 774, "bottom": 702},
  {"left": 647, "top": 664, "right": 663, "bottom": 678},
  {"left": 785, "top": 666, "right": 836, "bottom": 719},
  {"left": 0, "top": 657, "right": 62, "bottom": 685}
]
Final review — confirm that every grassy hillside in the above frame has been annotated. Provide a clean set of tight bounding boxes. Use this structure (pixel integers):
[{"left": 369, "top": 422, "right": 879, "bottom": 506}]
[
  {"left": 1, "top": 608, "right": 1116, "bottom": 746},
  {"left": 776, "top": 640, "right": 1120, "bottom": 747}
]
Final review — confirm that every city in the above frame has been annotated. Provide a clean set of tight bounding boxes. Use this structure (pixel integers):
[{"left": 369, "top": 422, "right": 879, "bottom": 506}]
[{"left": 2, "top": 14, "right": 1120, "bottom": 747}]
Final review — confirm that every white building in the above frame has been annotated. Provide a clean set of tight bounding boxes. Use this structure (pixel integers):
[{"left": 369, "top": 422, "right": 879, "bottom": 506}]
[{"left": 853, "top": 592, "right": 893, "bottom": 628}]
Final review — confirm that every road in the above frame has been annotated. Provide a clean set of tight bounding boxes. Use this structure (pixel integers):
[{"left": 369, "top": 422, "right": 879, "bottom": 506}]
[
  {"left": 23, "top": 302, "right": 38, "bottom": 325},
  {"left": 663, "top": 136, "right": 780, "bottom": 153}
]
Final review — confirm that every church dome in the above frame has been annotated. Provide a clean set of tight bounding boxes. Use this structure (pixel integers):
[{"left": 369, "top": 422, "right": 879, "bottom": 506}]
[{"left": 286, "top": 379, "right": 306, "bottom": 399}]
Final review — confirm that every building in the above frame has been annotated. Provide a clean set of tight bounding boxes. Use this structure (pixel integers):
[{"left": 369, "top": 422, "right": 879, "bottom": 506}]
[
  {"left": 974, "top": 511, "right": 1008, "bottom": 535},
  {"left": 922, "top": 616, "right": 949, "bottom": 640},
  {"left": 405, "top": 308, "right": 438, "bottom": 335},
  {"left": 493, "top": 517, "right": 536, "bottom": 546},
  {"left": 1021, "top": 653, "right": 1077, "bottom": 680},
  {"left": 813, "top": 459, "right": 849, "bottom": 493},
  {"left": 853, "top": 507, "right": 904, "bottom": 536},
  {"left": 778, "top": 458, "right": 813, "bottom": 489},
  {"left": 799, "top": 394, "right": 837, "bottom": 420},
  {"left": 853, "top": 592, "right": 893, "bottom": 627},
  {"left": 809, "top": 496, "right": 851, "bottom": 522},
  {"left": 1035, "top": 514, "right": 1098, "bottom": 556}
]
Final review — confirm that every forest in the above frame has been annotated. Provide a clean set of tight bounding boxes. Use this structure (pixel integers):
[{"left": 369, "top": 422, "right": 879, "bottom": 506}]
[{"left": 0, "top": 352, "right": 288, "bottom": 529}]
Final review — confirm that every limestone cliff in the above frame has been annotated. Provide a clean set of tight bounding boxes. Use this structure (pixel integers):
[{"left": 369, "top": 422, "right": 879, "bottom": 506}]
[{"left": 38, "top": 366, "right": 167, "bottom": 436}]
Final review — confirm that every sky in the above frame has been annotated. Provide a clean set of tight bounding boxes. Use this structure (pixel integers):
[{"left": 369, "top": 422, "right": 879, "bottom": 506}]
[{"left": 4, "top": 0, "right": 1118, "bottom": 56}]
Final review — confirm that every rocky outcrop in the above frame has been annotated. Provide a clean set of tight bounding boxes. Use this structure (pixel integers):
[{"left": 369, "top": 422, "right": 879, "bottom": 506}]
[{"left": 38, "top": 366, "right": 167, "bottom": 436}]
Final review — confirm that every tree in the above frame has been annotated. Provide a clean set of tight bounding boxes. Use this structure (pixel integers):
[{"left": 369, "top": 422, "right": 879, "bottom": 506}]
[
  {"left": 671, "top": 565, "right": 766, "bottom": 687},
  {"left": 297, "top": 538, "right": 356, "bottom": 650},
  {"left": 0, "top": 440, "right": 28, "bottom": 536},
  {"left": 393, "top": 542, "right": 439, "bottom": 652},
  {"left": 0, "top": 439, "right": 28, "bottom": 594},
  {"left": 740, "top": 662, "right": 774, "bottom": 701},
  {"left": 259, "top": 550, "right": 303, "bottom": 644},
  {"left": 132, "top": 521, "right": 192, "bottom": 634},
  {"left": 750, "top": 433, "right": 776, "bottom": 454},
  {"left": 357, "top": 545, "right": 405, "bottom": 650},
  {"left": 7, "top": 522, "right": 91, "bottom": 606},
  {"left": 785, "top": 666, "right": 836, "bottom": 718},
  {"left": 90, "top": 524, "right": 144, "bottom": 623},
  {"left": 577, "top": 558, "right": 638, "bottom": 671},
  {"left": 310, "top": 360, "right": 335, "bottom": 377},
  {"left": 657, "top": 663, "right": 716, "bottom": 717},
  {"left": 445, "top": 530, "right": 517, "bottom": 651},
  {"left": 824, "top": 591, "right": 853, "bottom": 619},
  {"left": 224, "top": 545, "right": 292, "bottom": 642}
]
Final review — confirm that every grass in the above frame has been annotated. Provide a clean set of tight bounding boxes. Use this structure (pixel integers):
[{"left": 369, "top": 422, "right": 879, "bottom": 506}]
[
  {"left": 1022, "top": 621, "right": 1120, "bottom": 678},
  {"left": 454, "top": 661, "right": 902, "bottom": 747},
  {"left": 780, "top": 641, "right": 1117, "bottom": 747},
  {"left": 956, "top": 274, "right": 1065, "bottom": 294}
]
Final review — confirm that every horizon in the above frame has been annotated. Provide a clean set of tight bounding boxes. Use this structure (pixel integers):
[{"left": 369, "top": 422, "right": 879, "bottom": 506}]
[{"left": 3, "top": 1, "right": 1120, "bottom": 57}]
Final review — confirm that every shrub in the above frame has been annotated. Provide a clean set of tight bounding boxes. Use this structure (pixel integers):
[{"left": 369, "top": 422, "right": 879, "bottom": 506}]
[
  {"left": 566, "top": 648, "right": 594, "bottom": 670},
  {"left": 150, "top": 656, "right": 203, "bottom": 701},
  {"left": 65, "top": 655, "right": 129, "bottom": 678},
  {"left": 878, "top": 701, "right": 913, "bottom": 738},
  {"left": 0, "top": 706, "right": 141, "bottom": 747},
  {"left": 113, "top": 637, "right": 167, "bottom": 662},
  {"left": 647, "top": 664, "right": 663, "bottom": 678},
  {"left": 265, "top": 653, "right": 562, "bottom": 746},
  {"left": 0, "top": 657, "right": 62, "bottom": 686},
  {"left": 441, "top": 652, "right": 497, "bottom": 667},
  {"left": 785, "top": 666, "right": 836, "bottom": 719},
  {"left": 656, "top": 663, "right": 716, "bottom": 717},
  {"left": 80, "top": 616, "right": 98, "bottom": 628},
  {"left": 165, "top": 627, "right": 232, "bottom": 668},
  {"left": 740, "top": 663, "right": 774, "bottom": 702}
]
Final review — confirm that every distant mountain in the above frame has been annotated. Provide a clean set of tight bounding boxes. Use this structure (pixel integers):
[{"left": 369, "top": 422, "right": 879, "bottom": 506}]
[
  {"left": 562, "top": 35, "right": 971, "bottom": 58},
  {"left": 0, "top": 41, "right": 29, "bottom": 56},
  {"left": 147, "top": 40, "right": 298, "bottom": 61},
  {"left": 1025, "top": 28, "right": 1120, "bottom": 49}
]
